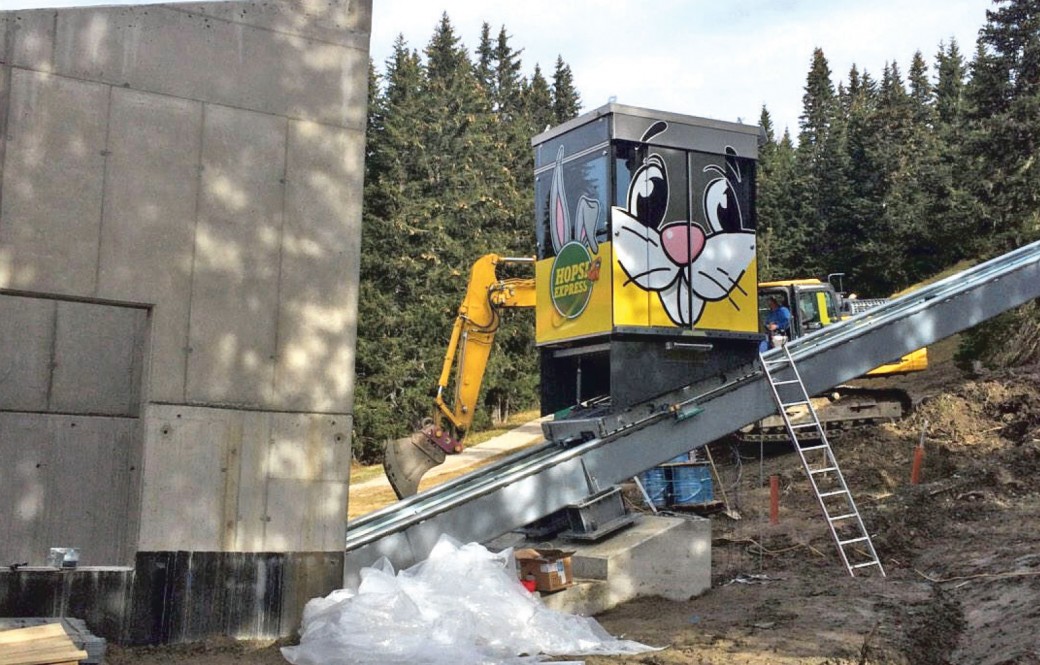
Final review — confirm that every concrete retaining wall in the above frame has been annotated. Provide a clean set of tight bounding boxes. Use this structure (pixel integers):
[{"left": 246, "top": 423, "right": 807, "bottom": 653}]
[{"left": 0, "top": 0, "right": 369, "bottom": 574}]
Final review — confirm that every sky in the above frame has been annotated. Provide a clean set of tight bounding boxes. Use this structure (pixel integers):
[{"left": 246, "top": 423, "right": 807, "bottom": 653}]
[{"left": 1, "top": 0, "right": 993, "bottom": 136}]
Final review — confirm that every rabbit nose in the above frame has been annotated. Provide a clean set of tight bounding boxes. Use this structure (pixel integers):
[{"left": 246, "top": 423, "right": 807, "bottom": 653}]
[{"left": 660, "top": 223, "right": 706, "bottom": 265}]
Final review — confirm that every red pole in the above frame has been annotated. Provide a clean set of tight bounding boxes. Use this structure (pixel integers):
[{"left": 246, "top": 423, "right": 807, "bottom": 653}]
[
  {"left": 910, "top": 444, "right": 925, "bottom": 485},
  {"left": 911, "top": 421, "right": 927, "bottom": 485},
  {"left": 769, "top": 475, "right": 780, "bottom": 524}
]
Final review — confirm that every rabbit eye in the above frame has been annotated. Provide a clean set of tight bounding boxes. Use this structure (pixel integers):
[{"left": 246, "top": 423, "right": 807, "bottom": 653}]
[
  {"left": 628, "top": 155, "right": 668, "bottom": 229},
  {"left": 703, "top": 176, "right": 742, "bottom": 233}
]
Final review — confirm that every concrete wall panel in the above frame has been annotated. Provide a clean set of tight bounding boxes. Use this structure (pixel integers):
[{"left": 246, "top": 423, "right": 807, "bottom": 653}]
[
  {"left": 186, "top": 105, "right": 285, "bottom": 406},
  {"left": 0, "top": 295, "right": 55, "bottom": 411},
  {"left": 53, "top": 6, "right": 366, "bottom": 127},
  {"left": 229, "top": 412, "right": 272, "bottom": 551},
  {"left": 266, "top": 478, "right": 346, "bottom": 552},
  {"left": 0, "top": 69, "right": 107, "bottom": 295},
  {"left": 50, "top": 301, "right": 146, "bottom": 416},
  {"left": 137, "top": 404, "right": 349, "bottom": 553},
  {"left": 267, "top": 412, "right": 351, "bottom": 482},
  {"left": 96, "top": 88, "right": 202, "bottom": 402},
  {"left": 0, "top": 412, "right": 134, "bottom": 565},
  {"left": 168, "top": 1, "right": 372, "bottom": 48},
  {"left": 275, "top": 121, "right": 361, "bottom": 412},
  {"left": 137, "top": 407, "right": 227, "bottom": 551},
  {"left": 42, "top": 415, "right": 135, "bottom": 564},
  {"left": 0, "top": 10, "right": 57, "bottom": 71},
  {"left": 0, "top": 0, "right": 367, "bottom": 571}
]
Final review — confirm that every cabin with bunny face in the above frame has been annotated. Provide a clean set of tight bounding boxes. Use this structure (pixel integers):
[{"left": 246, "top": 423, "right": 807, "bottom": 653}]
[{"left": 532, "top": 104, "right": 761, "bottom": 415}]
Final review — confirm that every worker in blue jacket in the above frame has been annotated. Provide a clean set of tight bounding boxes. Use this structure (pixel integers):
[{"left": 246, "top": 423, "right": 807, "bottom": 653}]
[
  {"left": 765, "top": 297, "right": 791, "bottom": 336},
  {"left": 759, "top": 297, "right": 792, "bottom": 352}
]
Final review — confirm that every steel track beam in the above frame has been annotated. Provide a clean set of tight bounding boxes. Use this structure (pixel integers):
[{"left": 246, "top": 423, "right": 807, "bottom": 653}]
[{"left": 345, "top": 240, "right": 1040, "bottom": 585}]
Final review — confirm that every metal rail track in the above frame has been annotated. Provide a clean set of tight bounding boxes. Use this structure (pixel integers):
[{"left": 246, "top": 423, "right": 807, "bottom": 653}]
[{"left": 345, "top": 239, "right": 1040, "bottom": 584}]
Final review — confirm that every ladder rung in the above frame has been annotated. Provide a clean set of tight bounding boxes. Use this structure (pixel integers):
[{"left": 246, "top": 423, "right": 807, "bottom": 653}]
[
  {"left": 798, "top": 444, "right": 829, "bottom": 452},
  {"left": 790, "top": 422, "right": 818, "bottom": 429},
  {"left": 819, "top": 489, "right": 849, "bottom": 498},
  {"left": 781, "top": 400, "right": 811, "bottom": 407},
  {"left": 773, "top": 379, "right": 800, "bottom": 386},
  {"left": 829, "top": 513, "right": 857, "bottom": 522},
  {"left": 838, "top": 536, "right": 870, "bottom": 546},
  {"left": 851, "top": 561, "right": 882, "bottom": 569},
  {"left": 810, "top": 466, "right": 837, "bottom": 474}
]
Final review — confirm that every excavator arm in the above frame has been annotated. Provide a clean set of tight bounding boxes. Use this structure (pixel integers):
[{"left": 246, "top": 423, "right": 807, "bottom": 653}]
[{"left": 383, "top": 253, "right": 535, "bottom": 499}]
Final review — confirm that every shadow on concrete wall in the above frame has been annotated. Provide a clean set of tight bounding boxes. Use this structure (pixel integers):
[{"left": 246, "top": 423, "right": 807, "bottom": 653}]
[{"left": 0, "top": 0, "right": 370, "bottom": 562}]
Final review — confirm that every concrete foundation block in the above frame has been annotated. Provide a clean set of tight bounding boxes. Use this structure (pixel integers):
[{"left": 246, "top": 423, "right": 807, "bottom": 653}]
[{"left": 538, "top": 515, "right": 711, "bottom": 616}]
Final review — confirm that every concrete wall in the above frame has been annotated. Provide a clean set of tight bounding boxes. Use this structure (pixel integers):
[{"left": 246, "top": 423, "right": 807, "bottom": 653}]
[{"left": 0, "top": 0, "right": 369, "bottom": 564}]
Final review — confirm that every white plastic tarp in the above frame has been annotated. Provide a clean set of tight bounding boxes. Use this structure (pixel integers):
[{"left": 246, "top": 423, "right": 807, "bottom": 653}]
[{"left": 282, "top": 535, "right": 656, "bottom": 665}]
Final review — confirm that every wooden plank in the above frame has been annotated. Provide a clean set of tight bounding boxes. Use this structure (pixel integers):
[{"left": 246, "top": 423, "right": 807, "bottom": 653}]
[
  {"left": 0, "top": 646, "right": 88, "bottom": 665},
  {"left": 0, "top": 623, "right": 86, "bottom": 665},
  {"left": 0, "top": 636, "right": 70, "bottom": 654},
  {"left": 0, "top": 624, "right": 67, "bottom": 644}
]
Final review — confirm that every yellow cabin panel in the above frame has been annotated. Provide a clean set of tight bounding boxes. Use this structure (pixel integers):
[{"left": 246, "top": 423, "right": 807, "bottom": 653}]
[{"left": 536, "top": 242, "right": 613, "bottom": 344}]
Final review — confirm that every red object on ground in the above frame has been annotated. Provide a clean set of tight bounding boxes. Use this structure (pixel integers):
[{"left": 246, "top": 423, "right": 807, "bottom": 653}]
[
  {"left": 521, "top": 578, "right": 537, "bottom": 593},
  {"left": 770, "top": 475, "right": 780, "bottom": 524},
  {"left": 910, "top": 444, "right": 925, "bottom": 485}
]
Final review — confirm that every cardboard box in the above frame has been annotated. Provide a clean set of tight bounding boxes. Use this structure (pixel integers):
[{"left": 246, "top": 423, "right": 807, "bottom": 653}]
[{"left": 515, "top": 548, "right": 575, "bottom": 593}]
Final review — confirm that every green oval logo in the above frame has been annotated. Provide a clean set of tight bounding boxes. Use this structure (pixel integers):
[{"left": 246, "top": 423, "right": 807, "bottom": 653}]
[{"left": 550, "top": 241, "right": 595, "bottom": 319}]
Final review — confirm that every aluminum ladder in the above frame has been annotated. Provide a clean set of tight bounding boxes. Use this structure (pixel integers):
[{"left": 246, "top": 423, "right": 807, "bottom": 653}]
[{"left": 760, "top": 344, "right": 886, "bottom": 577}]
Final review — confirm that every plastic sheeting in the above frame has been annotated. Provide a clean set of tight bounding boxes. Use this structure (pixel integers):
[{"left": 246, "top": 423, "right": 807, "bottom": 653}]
[{"left": 282, "top": 535, "right": 656, "bottom": 665}]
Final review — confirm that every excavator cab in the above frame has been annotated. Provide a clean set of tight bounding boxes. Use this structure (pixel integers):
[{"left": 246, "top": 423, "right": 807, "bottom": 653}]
[
  {"left": 758, "top": 279, "right": 927, "bottom": 374},
  {"left": 758, "top": 281, "right": 842, "bottom": 340}
]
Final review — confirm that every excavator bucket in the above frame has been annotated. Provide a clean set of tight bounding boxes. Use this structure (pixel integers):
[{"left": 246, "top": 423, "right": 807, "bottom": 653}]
[{"left": 383, "top": 431, "right": 447, "bottom": 499}]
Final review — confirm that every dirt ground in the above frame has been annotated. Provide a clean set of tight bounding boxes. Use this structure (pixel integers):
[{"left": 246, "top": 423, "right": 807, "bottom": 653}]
[{"left": 108, "top": 338, "right": 1040, "bottom": 664}]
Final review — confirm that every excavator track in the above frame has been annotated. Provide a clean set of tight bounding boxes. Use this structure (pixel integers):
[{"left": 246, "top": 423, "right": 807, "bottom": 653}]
[{"left": 737, "top": 386, "right": 913, "bottom": 443}]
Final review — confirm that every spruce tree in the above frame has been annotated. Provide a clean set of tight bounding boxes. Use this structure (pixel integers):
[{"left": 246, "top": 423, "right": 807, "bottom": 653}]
[
  {"left": 935, "top": 39, "right": 967, "bottom": 130},
  {"left": 958, "top": 0, "right": 1040, "bottom": 367},
  {"left": 964, "top": 0, "right": 1040, "bottom": 251},
  {"left": 792, "top": 48, "right": 841, "bottom": 277},
  {"left": 524, "top": 65, "right": 555, "bottom": 135},
  {"left": 756, "top": 105, "right": 799, "bottom": 279},
  {"left": 551, "top": 56, "right": 582, "bottom": 123}
]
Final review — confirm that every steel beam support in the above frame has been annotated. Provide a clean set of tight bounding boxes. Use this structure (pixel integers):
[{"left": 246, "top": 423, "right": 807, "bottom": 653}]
[{"left": 345, "top": 240, "right": 1040, "bottom": 585}]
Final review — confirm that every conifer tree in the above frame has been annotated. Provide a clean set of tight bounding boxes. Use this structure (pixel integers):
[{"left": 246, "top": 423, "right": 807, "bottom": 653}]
[
  {"left": 551, "top": 56, "right": 582, "bottom": 123},
  {"left": 935, "top": 39, "right": 968, "bottom": 130},
  {"left": 964, "top": 0, "right": 1040, "bottom": 251},
  {"left": 524, "top": 65, "right": 555, "bottom": 135},
  {"left": 957, "top": 0, "right": 1040, "bottom": 367},
  {"left": 791, "top": 48, "right": 841, "bottom": 277},
  {"left": 756, "top": 105, "right": 798, "bottom": 280}
]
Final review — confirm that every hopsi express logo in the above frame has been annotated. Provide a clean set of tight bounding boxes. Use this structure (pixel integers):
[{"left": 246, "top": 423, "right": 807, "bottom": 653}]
[
  {"left": 550, "top": 243, "right": 601, "bottom": 318},
  {"left": 547, "top": 146, "right": 602, "bottom": 319}
]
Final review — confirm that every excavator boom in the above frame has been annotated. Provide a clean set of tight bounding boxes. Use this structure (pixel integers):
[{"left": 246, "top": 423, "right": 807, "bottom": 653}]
[{"left": 383, "top": 254, "right": 534, "bottom": 498}]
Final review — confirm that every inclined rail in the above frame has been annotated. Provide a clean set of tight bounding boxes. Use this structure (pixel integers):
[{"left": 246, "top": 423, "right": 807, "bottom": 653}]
[{"left": 344, "top": 239, "right": 1040, "bottom": 585}]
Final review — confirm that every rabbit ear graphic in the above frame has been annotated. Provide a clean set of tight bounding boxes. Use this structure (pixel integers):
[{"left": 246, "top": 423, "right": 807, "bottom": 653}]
[
  {"left": 550, "top": 145, "right": 569, "bottom": 253},
  {"left": 575, "top": 195, "right": 600, "bottom": 255}
]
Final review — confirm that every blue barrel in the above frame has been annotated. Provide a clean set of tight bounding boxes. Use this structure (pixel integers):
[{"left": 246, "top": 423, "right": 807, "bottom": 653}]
[
  {"left": 669, "top": 464, "right": 714, "bottom": 507},
  {"left": 639, "top": 467, "right": 670, "bottom": 508}
]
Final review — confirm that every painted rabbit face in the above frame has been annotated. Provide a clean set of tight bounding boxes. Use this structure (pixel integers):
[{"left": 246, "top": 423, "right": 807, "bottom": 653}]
[{"left": 613, "top": 131, "right": 756, "bottom": 327}]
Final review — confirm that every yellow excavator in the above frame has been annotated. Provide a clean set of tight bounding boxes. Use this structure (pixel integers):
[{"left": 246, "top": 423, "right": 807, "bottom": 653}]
[
  {"left": 746, "top": 277, "right": 928, "bottom": 441},
  {"left": 382, "top": 254, "right": 536, "bottom": 498},
  {"left": 382, "top": 257, "right": 928, "bottom": 498}
]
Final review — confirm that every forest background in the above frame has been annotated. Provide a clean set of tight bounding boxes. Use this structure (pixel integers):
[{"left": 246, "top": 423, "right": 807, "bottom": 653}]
[{"left": 353, "top": 0, "right": 1040, "bottom": 462}]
